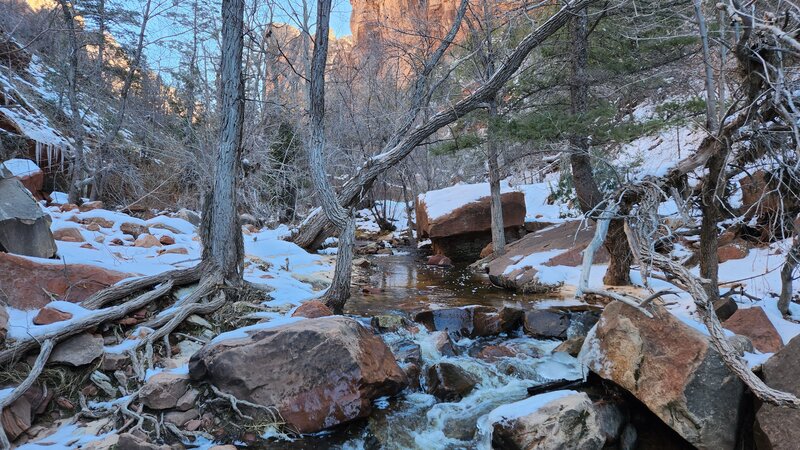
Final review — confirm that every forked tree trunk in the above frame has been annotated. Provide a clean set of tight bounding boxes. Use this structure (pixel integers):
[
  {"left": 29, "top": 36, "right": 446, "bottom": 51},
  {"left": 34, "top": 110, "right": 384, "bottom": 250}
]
[
  {"left": 568, "top": 6, "right": 631, "bottom": 285},
  {"left": 308, "top": 0, "right": 355, "bottom": 313},
  {"left": 202, "top": 0, "right": 245, "bottom": 283}
]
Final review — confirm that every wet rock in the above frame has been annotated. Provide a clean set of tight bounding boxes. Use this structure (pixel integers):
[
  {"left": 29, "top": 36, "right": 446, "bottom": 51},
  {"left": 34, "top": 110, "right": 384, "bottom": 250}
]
[
  {"left": 189, "top": 316, "right": 407, "bottom": 433},
  {"left": 713, "top": 297, "right": 738, "bottom": 321},
  {"left": 476, "top": 344, "right": 516, "bottom": 362},
  {"left": 140, "top": 373, "right": 190, "bottom": 410},
  {"left": 425, "top": 362, "right": 476, "bottom": 401},
  {"left": 391, "top": 339, "right": 421, "bottom": 366},
  {"left": 0, "top": 176, "right": 57, "bottom": 258},
  {"left": 377, "top": 248, "right": 393, "bottom": 255},
  {"left": 567, "top": 311, "right": 600, "bottom": 338},
  {"left": 754, "top": 334, "right": 800, "bottom": 449},
  {"left": 593, "top": 401, "right": 626, "bottom": 444},
  {"left": 490, "top": 391, "right": 605, "bottom": 450},
  {"left": 430, "top": 331, "right": 457, "bottom": 356},
  {"left": 291, "top": 300, "right": 333, "bottom": 318},
  {"left": 53, "top": 227, "right": 85, "bottom": 242},
  {"left": 371, "top": 314, "right": 409, "bottom": 333},
  {"left": 723, "top": 307, "right": 783, "bottom": 353},
  {"left": 580, "top": 301, "right": 744, "bottom": 450},
  {"left": 134, "top": 234, "right": 162, "bottom": 248},
  {"left": 553, "top": 336, "right": 585, "bottom": 356},
  {"left": 33, "top": 307, "right": 73, "bottom": 325},
  {"left": 415, "top": 307, "right": 472, "bottom": 335},
  {"left": 50, "top": 333, "right": 103, "bottom": 366},
  {"left": 0, "top": 252, "right": 131, "bottom": 310},
  {"left": 78, "top": 201, "right": 104, "bottom": 212},
  {"left": 473, "top": 307, "right": 523, "bottom": 336},
  {"left": 120, "top": 222, "right": 150, "bottom": 239},
  {"left": 426, "top": 254, "right": 452, "bottom": 266},
  {"left": 523, "top": 310, "right": 570, "bottom": 340}
]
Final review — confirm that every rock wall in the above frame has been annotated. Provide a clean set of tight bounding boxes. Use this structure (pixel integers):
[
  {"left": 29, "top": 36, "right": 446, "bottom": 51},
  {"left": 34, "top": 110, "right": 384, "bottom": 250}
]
[{"left": 350, "top": 0, "right": 461, "bottom": 50}]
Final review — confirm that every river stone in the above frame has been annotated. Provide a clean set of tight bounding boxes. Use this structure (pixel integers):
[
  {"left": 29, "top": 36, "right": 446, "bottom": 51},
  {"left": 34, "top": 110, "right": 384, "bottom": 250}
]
[
  {"left": 490, "top": 391, "right": 605, "bottom": 450},
  {"left": 189, "top": 316, "right": 407, "bottom": 433},
  {"left": 425, "top": 362, "right": 476, "bottom": 402},
  {"left": 579, "top": 301, "right": 744, "bottom": 450},
  {"left": 50, "top": 333, "right": 104, "bottom": 366},
  {"left": 523, "top": 310, "right": 570, "bottom": 340},
  {"left": 754, "top": 334, "right": 800, "bottom": 449},
  {"left": 0, "top": 176, "right": 57, "bottom": 258},
  {"left": 414, "top": 306, "right": 514, "bottom": 338}
]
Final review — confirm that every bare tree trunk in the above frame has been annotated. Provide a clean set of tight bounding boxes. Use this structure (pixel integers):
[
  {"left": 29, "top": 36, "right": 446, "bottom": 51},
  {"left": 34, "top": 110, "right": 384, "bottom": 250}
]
[
  {"left": 400, "top": 171, "right": 417, "bottom": 246},
  {"left": 779, "top": 231, "right": 800, "bottom": 315},
  {"left": 308, "top": 0, "right": 354, "bottom": 313},
  {"left": 57, "top": 0, "right": 87, "bottom": 205},
  {"left": 487, "top": 98, "right": 506, "bottom": 256},
  {"left": 694, "top": 0, "right": 723, "bottom": 301},
  {"left": 291, "top": 0, "right": 597, "bottom": 249},
  {"left": 202, "top": 0, "right": 245, "bottom": 283},
  {"left": 568, "top": 6, "right": 631, "bottom": 285}
]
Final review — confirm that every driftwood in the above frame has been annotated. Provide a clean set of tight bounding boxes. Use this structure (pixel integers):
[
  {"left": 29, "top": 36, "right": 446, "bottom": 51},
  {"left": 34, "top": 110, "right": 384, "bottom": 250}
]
[
  {"left": 82, "top": 264, "right": 204, "bottom": 309},
  {"left": 0, "top": 282, "right": 174, "bottom": 366}
]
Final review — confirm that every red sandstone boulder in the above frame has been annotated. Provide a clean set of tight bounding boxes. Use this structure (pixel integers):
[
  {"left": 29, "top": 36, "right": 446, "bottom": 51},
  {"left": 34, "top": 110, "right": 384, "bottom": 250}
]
[
  {"left": 426, "top": 254, "right": 452, "bottom": 266},
  {"left": 723, "top": 307, "right": 783, "bottom": 353},
  {"left": 717, "top": 242, "right": 750, "bottom": 263},
  {"left": 291, "top": 300, "right": 333, "bottom": 318},
  {"left": 580, "top": 302, "right": 745, "bottom": 450},
  {"left": 78, "top": 201, "right": 104, "bottom": 212},
  {"left": 189, "top": 316, "right": 407, "bottom": 433},
  {"left": 120, "top": 222, "right": 150, "bottom": 239},
  {"left": 159, "top": 235, "right": 175, "bottom": 245},
  {"left": 754, "top": 334, "right": 800, "bottom": 449},
  {"left": 416, "top": 183, "right": 526, "bottom": 261},
  {"left": 134, "top": 234, "right": 162, "bottom": 248},
  {"left": 0, "top": 252, "right": 131, "bottom": 309}
]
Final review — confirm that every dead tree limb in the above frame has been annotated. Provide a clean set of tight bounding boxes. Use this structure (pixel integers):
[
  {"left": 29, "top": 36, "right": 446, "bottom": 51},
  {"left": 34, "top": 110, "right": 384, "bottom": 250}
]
[
  {"left": 0, "top": 339, "right": 54, "bottom": 449},
  {"left": 0, "top": 282, "right": 174, "bottom": 366},
  {"left": 82, "top": 264, "right": 204, "bottom": 310}
]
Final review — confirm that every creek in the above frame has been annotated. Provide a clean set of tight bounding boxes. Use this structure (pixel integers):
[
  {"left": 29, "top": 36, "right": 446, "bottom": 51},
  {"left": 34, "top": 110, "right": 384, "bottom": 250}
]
[{"left": 265, "top": 249, "right": 588, "bottom": 450}]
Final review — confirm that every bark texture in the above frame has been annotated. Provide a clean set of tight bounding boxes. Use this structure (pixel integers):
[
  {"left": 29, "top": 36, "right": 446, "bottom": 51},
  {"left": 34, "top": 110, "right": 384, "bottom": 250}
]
[{"left": 202, "top": 0, "right": 245, "bottom": 283}]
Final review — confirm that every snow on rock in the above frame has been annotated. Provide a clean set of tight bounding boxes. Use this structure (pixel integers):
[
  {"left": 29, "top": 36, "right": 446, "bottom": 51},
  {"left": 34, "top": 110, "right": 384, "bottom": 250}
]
[
  {"left": 1, "top": 158, "right": 40, "bottom": 177},
  {"left": 486, "top": 390, "right": 577, "bottom": 426},
  {"left": 418, "top": 181, "right": 515, "bottom": 221}
]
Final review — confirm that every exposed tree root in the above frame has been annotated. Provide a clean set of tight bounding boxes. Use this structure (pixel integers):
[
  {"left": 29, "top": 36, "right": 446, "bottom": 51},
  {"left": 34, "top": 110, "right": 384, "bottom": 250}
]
[{"left": 81, "top": 264, "right": 205, "bottom": 309}]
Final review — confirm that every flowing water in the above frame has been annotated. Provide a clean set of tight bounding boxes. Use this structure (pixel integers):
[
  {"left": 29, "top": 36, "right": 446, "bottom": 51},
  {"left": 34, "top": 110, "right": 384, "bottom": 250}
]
[{"left": 265, "top": 249, "right": 587, "bottom": 450}]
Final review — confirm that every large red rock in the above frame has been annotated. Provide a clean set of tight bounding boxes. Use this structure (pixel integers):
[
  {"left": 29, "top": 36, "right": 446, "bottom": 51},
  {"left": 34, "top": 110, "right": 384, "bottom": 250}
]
[
  {"left": 486, "top": 221, "right": 607, "bottom": 293},
  {"left": 189, "top": 316, "right": 407, "bottom": 433},
  {"left": 0, "top": 252, "right": 131, "bottom": 310},
  {"left": 416, "top": 184, "right": 526, "bottom": 261},
  {"left": 723, "top": 307, "right": 783, "bottom": 353},
  {"left": 580, "top": 302, "right": 745, "bottom": 450},
  {"left": 33, "top": 307, "right": 73, "bottom": 325},
  {"left": 755, "top": 335, "right": 800, "bottom": 449}
]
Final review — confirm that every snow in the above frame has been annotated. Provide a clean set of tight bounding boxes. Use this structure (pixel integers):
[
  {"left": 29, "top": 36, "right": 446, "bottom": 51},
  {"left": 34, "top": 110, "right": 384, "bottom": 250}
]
[
  {"left": 418, "top": 181, "right": 515, "bottom": 220},
  {"left": 6, "top": 301, "right": 95, "bottom": 341},
  {"left": 211, "top": 316, "right": 305, "bottom": 344},
  {"left": 486, "top": 390, "right": 577, "bottom": 425},
  {"left": 2, "top": 158, "right": 40, "bottom": 176},
  {"left": 517, "top": 182, "right": 567, "bottom": 222},
  {"left": 16, "top": 423, "right": 113, "bottom": 450}
]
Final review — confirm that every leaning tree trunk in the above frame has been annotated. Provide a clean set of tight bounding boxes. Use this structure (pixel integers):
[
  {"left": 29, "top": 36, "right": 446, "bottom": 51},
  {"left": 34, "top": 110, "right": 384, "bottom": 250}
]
[
  {"left": 307, "top": 0, "right": 355, "bottom": 313},
  {"left": 202, "top": 0, "right": 245, "bottom": 284},
  {"left": 568, "top": 6, "right": 631, "bottom": 285},
  {"left": 290, "top": 0, "right": 598, "bottom": 249}
]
